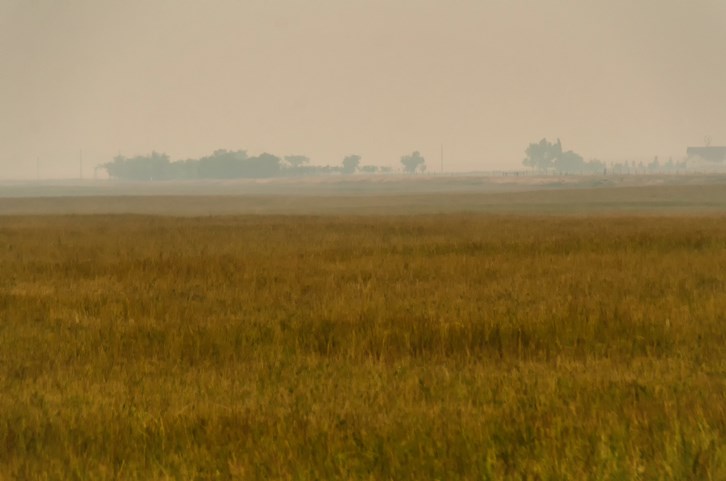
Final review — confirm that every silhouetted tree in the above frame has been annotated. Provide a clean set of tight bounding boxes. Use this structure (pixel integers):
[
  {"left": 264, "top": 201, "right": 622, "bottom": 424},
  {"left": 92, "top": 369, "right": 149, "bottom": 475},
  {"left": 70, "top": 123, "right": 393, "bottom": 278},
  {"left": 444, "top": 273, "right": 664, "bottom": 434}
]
[
  {"left": 244, "top": 153, "right": 281, "bottom": 178},
  {"left": 342, "top": 155, "right": 361, "bottom": 174},
  {"left": 103, "top": 151, "right": 170, "bottom": 180},
  {"left": 400, "top": 151, "right": 426, "bottom": 173},
  {"left": 554, "top": 150, "right": 584, "bottom": 172},
  {"left": 103, "top": 148, "right": 392, "bottom": 180},
  {"left": 523, "top": 138, "right": 602, "bottom": 173},
  {"left": 585, "top": 158, "right": 606, "bottom": 174},
  {"left": 198, "top": 149, "right": 249, "bottom": 179},
  {"left": 523, "top": 138, "right": 562, "bottom": 171},
  {"left": 167, "top": 158, "right": 199, "bottom": 179},
  {"left": 648, "top": 156, "right": 660, "bottom": 172}
]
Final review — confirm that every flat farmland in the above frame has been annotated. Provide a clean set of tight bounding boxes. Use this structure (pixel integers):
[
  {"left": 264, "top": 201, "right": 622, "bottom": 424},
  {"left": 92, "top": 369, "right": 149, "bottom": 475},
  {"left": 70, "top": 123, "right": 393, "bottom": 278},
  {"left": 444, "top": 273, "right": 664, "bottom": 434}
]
[
  {"left": 2, "top": 173, "right": 726, "bottom": 216},
  {"left": 1, "top": 181, "right": 726, "bottom": 479}
]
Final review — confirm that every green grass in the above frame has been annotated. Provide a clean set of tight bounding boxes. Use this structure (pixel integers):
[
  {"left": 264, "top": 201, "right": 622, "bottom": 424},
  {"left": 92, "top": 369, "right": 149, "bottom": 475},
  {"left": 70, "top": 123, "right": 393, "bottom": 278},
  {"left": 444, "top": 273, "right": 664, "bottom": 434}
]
[{"left": 1, "top": 214, "right": 725, "bottom": 479}]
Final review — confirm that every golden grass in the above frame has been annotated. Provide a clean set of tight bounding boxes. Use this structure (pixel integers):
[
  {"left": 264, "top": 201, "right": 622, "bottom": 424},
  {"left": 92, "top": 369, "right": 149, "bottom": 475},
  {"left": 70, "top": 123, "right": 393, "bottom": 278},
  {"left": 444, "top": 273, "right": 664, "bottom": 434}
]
[
  {"left": 2, "top": 178, "right": 726, "bottom": 216},
  {"left": 1, "top": 214, "right": 725, "bottom": 479}
]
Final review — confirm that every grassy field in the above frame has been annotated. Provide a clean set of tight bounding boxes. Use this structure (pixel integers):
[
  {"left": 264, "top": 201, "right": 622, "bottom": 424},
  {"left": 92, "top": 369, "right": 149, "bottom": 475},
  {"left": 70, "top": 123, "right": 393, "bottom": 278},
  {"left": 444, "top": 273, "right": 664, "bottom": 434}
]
[
  {"left": 1, "top": 208, "right": 726, "bottom": 479},
  {"left": 2, "top": 174, "right": 726, "bottom": 216}
]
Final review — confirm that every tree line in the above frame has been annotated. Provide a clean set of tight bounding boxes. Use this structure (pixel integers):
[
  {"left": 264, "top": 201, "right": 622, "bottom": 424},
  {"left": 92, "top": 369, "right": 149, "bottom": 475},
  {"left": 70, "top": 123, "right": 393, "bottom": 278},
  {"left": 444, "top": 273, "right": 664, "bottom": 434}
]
[
  {"left": 105, "top": 139, "right": 680, "bottom": 180},
  {"left": 522, "top": 138, "right": 605, "bottom": 174},
  {"left": 523, "top": 138, "right": 687, "bottom": 174},
  {"left": 102, "top": 149, "right": 428, "bottom": 180}
]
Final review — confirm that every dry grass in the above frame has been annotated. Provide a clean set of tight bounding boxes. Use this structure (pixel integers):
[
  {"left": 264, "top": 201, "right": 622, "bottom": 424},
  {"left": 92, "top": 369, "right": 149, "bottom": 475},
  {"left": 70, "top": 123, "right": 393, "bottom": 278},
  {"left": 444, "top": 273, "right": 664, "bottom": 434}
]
[
  {"left": 2, "top": 175, "right": 726, "bottom": 216},
  {"left": 1, "top": 214, "right": 725, "bottom": 479}
]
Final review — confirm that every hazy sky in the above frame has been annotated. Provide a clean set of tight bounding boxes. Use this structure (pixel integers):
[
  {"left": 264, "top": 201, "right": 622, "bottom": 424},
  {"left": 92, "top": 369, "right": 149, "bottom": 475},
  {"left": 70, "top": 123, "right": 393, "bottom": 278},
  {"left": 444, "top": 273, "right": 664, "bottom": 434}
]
[{"left": 2, "top": 0, "right": 725, "bottom": 178}]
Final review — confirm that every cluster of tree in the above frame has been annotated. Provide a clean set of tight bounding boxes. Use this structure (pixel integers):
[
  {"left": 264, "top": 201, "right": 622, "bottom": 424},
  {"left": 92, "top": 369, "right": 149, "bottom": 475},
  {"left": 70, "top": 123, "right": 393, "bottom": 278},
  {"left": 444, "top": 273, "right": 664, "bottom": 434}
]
[
  {"left": 522, "top": 138, "right": 691, "bottom": 175},
  {"left": 400, "top": 151, "right": 426, "bottom": 173},
  {"left": 523, "top": 138, "right": 605, "bottom": 174},
  {"left": 103, "top": 149, "right": 397, "bottom": 181},
  {"left": 609, "top": 156, "right": 687, "bottom": 174},
  {"left": 102, "top": 150, "right": 281, "bottom": 181}
]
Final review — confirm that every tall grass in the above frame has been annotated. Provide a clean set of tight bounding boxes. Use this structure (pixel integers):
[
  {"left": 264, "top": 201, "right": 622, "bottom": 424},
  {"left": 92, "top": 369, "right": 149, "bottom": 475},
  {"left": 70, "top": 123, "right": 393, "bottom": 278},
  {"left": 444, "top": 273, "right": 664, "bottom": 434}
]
[{"left": 1, "top": 214, "right": 725, "bottom": 479}]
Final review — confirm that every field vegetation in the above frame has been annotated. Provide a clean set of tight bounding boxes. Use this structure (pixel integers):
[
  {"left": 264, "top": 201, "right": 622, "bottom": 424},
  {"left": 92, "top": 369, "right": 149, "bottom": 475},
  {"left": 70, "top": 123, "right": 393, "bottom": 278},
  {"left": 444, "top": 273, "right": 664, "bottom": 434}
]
[{"left": 1, "top": 212, "right": 725, "bottom": 479}]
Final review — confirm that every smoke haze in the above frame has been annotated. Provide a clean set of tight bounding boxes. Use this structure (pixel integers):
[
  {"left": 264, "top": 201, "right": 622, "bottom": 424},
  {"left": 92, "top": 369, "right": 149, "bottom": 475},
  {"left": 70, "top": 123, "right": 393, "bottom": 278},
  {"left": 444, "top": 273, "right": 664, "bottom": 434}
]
[{"left": 2, "top": 0, "right": 725, "bottom": 178}]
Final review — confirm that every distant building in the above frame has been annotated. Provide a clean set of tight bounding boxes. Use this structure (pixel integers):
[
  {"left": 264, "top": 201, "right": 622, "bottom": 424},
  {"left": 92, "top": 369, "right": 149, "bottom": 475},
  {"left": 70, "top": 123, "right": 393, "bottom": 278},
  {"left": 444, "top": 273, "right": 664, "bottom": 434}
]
[{"left": 686, "top": 146, "right": 726, "bottom": 163}]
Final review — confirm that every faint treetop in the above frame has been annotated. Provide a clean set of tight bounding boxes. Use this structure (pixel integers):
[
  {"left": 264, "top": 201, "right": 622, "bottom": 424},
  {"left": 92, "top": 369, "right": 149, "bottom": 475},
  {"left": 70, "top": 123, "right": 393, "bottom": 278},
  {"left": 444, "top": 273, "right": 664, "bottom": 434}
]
[{"left": 284, "top": 155, "right": 310, "bottom": 169}]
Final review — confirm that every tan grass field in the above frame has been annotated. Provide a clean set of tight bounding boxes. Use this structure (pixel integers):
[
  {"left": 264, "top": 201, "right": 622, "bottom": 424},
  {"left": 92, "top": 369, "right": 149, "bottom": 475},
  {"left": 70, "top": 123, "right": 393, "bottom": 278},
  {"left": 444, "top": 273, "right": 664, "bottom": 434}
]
[
  {"left": 2, "top": 173, "right": 726, "bottom": 216},
  {"left": 1, "top": 180, "right": 726, "bottom": 479}
]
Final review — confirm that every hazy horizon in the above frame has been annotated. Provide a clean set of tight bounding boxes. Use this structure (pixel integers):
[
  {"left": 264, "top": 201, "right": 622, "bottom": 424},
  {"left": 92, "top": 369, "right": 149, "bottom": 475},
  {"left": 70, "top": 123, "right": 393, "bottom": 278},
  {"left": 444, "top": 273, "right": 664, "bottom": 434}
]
[{"left": 2, "top": 0, "right": 725, "bottom": 179}]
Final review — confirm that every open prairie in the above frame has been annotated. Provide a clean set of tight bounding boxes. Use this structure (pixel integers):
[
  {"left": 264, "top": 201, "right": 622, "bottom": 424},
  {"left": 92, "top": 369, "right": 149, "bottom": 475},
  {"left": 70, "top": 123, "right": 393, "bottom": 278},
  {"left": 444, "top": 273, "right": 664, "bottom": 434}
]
[
  {"left": 1, "top": 176, "right": 726, "bottom": 479},
  {"left": 2, "top": 173, "right": 726, "bottom": 216}
]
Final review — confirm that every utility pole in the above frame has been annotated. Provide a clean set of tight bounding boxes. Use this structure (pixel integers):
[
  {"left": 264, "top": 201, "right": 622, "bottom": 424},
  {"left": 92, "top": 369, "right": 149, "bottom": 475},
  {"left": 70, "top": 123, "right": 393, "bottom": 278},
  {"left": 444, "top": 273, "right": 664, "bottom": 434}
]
[
  {"left": 440, "top": 144, "right": 444, "bottom": 174},
  {"left": 36, "top": 157, "right": 40, "bottom": 182},
  {"left": 79, "top": 150, "right": 83, "bottom": 180}
]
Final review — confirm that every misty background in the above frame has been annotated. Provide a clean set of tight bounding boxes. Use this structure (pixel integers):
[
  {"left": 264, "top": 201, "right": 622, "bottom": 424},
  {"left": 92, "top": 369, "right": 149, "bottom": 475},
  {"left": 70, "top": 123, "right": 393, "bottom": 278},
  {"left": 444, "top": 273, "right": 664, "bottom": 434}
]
[{"left": 1, "top": 0, "right": 725, "bottom": 179}]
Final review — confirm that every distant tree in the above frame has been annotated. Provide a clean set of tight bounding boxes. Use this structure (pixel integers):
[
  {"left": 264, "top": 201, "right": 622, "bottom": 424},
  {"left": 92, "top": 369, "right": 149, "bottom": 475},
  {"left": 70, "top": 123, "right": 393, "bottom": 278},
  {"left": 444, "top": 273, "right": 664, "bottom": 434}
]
[
  {"left": 167, "top": 158, "right": 199, "bottom": 179},
  {"left": 198, "top": 149, "right": 249, "bottom": 179},
  {"left": 195, "top": 150, "right": 282, "bottom": 178},
  {"left": 284, "top": 155, "right": 310, "bottom": 169},
  {"left": 400, "top": 151, "right": 426, "bottom": 173},
  {"left": 523, "top": 138, "right": 562, "bottom": 171},
  {"left": 103, "top": 148, "right": 395, "bottom": 180},
  {"left": 103, "top": 155, "right": 128, "bottom": 179},
  {"left": 103, "top": 151, "right": 170, "bottom": 180},
  {"left": 584, "top": 158, "right": 606, "bottom": 174},
  {"left": 523, "top": 138, "right": 594, "bottom": 173},
  {"left": 245, "top": 153, "right": 281, "bottom": 178},
  {"left": 342, "top": 155, "right": 361, "bottom": 174},
  {"left": 554, "top": 150, "right": 584, "bottom": 173},
  {"left": 360, "top": 165, "right": 378, "bottom": 173},
  {"left": 648, "top": 156, "right": 660, "bottom": 172}
]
